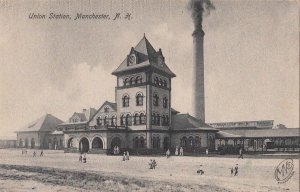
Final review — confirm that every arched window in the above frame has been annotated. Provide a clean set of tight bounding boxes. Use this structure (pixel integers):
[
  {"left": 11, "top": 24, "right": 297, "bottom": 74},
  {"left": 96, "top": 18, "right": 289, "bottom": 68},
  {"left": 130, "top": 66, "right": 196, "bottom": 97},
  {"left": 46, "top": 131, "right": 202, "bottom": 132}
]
[
  {"left": 162, "top": 115, "right": 166, "bottom": 125},
  {"left": 140, "top": 113, "right": 146, "bottom": 124},
  {"left": 156, "top": 114, "right": 160, "bottom": 125},
  {"left": 122, "top": 95, "right": 130, "bottom": 107},
  {"left": 153, "top": 137, "right": 160, "bottom": 149},
  {"left": 111, "top": 115, "right": 117, "bottom": 126},
  {"left": 19, "top": 139, "right": 23, "bottom": 147},
  {"left": 140, "top": 137, "right": 145, "bottom": 148},
  {"left": 124, "top": 78, "right": 129, "bottom": 86},
  {"left": 152, "top": 113, "right": 156, "bottom": 125},
  {"left": 136, "top": 93, "right": 143, "bottom": 106},
  {"left": 67, "top": 138, "right": 74, "bottom": 148},
  {"left": 163, "top": 97, "right": 168, "bottom": 108},
  {"left": 135, "top": 76, "right": 142, "bottom": 84},
  {"left": 159, "top": 78, "right": 163, "bottom": 86},
  {"left": 188, "top": 136, "right": 194, "bottom": 148},
  {"left": 165, "top": 115, "right": 169, "bottom": 126},
  {"left": 96, "top": 116, "right": 101, "bottom": 125},
  {"left": 134, "top": 113, "right": 139, "bottom": 125},
  {"left": 104, "top": 116, "right": 108, "bottom": 125},
  {"left": 120, "top": 114, "right": 125, "bottom": 125},
  {"left": 153, "top": 94, "right": 159, "bottom": 106},
  {"left": 130, "top": 77, "right": 135, "bottom": 85},
  {"left": 163, "top": 80, "right": 167, "bottom": 87},
  {"left": 154, "top": 77, "right": 159, "bottom": 85},
  {"left": 181, "top": 137, "right": 187, "bottom": 148},
  {"left": 125, "top": 114, "right": 131, "bottom": 126},
  {"left": 134, "top": 137, "right": 139, "bottom": 148},
  {"left": 195, "top": 136, "right": 201, "bottom": 147}
]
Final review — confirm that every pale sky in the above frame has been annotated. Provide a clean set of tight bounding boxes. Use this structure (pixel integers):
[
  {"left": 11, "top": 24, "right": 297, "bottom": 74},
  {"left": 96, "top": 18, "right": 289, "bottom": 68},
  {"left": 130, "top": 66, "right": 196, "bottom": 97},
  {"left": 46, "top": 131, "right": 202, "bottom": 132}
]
[{"left": 0, "top": 0, "right": 299, "bottom": 139}]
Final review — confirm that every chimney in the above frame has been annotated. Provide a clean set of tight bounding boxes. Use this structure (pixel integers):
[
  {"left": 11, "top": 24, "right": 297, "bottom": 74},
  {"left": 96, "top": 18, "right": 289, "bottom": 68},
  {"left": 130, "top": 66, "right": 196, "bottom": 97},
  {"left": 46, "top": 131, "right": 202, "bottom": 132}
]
[{"left": 192, "top": 27, "right": 205, "bottom": 122}]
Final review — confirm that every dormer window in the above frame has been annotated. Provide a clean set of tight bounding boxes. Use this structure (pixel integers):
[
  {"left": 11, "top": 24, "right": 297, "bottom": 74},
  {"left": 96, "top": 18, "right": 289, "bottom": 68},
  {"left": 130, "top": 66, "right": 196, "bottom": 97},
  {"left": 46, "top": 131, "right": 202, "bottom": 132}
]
[{"left": 128, "top": 54, "right": 136, "bottom": 65}]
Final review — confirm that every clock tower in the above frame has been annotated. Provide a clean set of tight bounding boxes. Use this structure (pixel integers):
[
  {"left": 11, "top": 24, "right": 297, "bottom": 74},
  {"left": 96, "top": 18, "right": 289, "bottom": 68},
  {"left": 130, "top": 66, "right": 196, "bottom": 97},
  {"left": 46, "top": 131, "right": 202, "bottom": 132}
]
[{"left": 112, "top": 35, "right": 176, "bottom": 150}]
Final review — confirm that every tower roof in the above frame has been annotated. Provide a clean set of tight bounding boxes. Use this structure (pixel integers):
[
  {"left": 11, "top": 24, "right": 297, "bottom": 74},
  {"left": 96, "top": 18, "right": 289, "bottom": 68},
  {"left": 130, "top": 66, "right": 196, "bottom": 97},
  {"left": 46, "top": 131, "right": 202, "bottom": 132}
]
[{"left": 112, "top": 35, "right": 176, "bottom": 77}]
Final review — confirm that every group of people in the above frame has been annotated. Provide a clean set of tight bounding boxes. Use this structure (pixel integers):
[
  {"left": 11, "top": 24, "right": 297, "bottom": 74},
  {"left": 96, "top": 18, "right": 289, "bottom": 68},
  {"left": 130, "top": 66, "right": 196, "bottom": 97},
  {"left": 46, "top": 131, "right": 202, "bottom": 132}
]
[
  {"left": 174, "top": 146, "right": 184, "bottom": 156},
  {"left": 149, "top": 159, "right": 157, "bottom": 169},
  {"left": 122, "top": 151, "right": 130, "bottom": 161},
  {"left": 230, "top": 164, "right": 239, "bottom": 176},
  {"left": 79, "top": 153, "right": 87, "bottom": 163},
  {"left": 21, "top": 150, "right": 43, "bottom": 157},
  {"left": 113, "top": 146, "right": 120, "bottom": 155}
]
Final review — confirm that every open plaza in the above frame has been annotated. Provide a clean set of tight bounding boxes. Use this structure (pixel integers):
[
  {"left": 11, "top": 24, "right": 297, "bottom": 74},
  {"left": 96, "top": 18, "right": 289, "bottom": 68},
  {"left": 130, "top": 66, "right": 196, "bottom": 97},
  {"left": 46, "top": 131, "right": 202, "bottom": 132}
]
[{"left": 0, "top": 149, "right": 298, "bottom": 192}]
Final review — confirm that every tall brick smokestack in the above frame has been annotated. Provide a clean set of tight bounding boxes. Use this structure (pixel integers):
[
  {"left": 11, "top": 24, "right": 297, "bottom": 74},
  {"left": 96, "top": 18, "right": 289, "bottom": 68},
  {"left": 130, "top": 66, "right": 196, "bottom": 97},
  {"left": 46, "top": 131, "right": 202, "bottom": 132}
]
[{"left": 189, "top": 0, "right": 215, "bottom": 122}]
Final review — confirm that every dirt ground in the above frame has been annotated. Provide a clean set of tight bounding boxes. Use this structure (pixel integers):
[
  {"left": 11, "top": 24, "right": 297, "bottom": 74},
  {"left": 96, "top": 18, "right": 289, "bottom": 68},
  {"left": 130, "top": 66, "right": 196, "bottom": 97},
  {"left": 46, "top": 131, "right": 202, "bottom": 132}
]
[{"left": 0, "top": 149, "right": 298, "bottom": 192}]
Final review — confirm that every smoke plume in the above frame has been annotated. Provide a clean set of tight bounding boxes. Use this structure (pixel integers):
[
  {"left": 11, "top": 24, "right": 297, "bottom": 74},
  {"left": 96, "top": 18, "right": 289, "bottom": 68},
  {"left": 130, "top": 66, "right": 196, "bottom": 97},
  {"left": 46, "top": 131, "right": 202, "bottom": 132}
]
[{"left": 189, "top": 0, "right": 215, "bottom": 31}]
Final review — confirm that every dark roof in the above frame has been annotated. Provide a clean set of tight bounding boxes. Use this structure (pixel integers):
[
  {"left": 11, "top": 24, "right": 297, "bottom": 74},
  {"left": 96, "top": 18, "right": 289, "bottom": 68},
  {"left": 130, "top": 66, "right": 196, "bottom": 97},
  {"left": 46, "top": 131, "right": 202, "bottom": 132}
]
[
  {"left": 171, "top": 113, "right": 216, "bottom": 131},
  {"left": 112, "top": 35, "right": 176, "bottom": 77},
  {"left": 171, "top": 108, "right": 180, "bottom": 115},
  {"left": 217, "top": 128, "right": 300, "bottom": 138},
  {"left": 17, "top": 114, "right": 63, "bottom": 132}
]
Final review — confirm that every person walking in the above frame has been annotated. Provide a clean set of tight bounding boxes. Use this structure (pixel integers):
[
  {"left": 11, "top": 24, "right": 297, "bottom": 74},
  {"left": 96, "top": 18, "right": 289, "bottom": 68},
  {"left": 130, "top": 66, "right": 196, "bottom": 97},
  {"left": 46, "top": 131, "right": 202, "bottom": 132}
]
[
  {"left": 126, "top": 151, "right": 130, "bottom": 160},
  {"left": 40, "top": 150, "right": 43, "bottom": 157},
  {"left": 83, "top": 153, "right": 87, "bottom": 163},
  {"left": 33, "top": 151, "right": 36, "bottom": 157},
  {"left": 122, "top": 152, "right": 126, "bottom": 161},
  {"left": 179, "top": 147, "right": 184, "bottom": 156},
  {"left": 152, "top": 160, "right": 157, "bottom": 169},
  {"left": 166, "top": 149, "right": 170, "bottom": 158},
  {"left": 234, "top": 164, "right": 239, "bottom": 176},
  {"left": 175, "top": 146, "right": 178, "bottom": 156},
  {"left": 79, "top": 154, "right": 82, "bottom": 162}
]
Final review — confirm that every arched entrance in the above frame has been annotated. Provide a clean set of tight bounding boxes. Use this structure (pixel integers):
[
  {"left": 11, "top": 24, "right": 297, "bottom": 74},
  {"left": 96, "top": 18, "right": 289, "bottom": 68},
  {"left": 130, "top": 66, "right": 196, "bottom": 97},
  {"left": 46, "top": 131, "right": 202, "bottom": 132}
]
[
  {"left": 31, "top": 138, "right": 35, "bottom": 148},
  {"left": 111, "top": 137, "right": 121, "bottom": 149},
  {"left": 92, "top": 137, "right": 103, "bottom": 149},
  {"left": 19, "top": 139, "right": 23, "bottom": 147},
  {"left": 67, "top": 138, "right": 74, "bottom": 148},
  {"left": 163, "top": 137, "right": 170, "bottom": 150},
  {"left": 79, "top": 137, "right": 89, "bottom": 153}
]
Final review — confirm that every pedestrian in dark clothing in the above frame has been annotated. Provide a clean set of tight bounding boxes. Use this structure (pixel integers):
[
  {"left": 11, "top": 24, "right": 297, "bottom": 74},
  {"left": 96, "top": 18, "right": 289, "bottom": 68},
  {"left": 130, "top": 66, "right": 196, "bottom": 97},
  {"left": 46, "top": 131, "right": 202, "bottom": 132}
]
[
  {"left": 230, "top": 167, "right": 234, "bottom": 175},
  {"left": 79, "top": 154, "right": 82, "bottom": 162},
  {"left": 40, "top": 150, "right": 43, "bottom": 157},
  {"left": 234, "top": 164, "right": 239, "bottom": 176},
  {"left": 152, "top": 160, "right": 157, "bottom": 169}
]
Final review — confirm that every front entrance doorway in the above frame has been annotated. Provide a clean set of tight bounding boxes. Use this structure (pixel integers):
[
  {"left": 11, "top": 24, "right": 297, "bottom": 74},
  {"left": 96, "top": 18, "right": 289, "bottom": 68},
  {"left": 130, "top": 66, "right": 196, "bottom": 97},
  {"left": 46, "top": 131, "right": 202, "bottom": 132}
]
[{"left": 79, "top": 137, "right": 89, "bottom": 153}]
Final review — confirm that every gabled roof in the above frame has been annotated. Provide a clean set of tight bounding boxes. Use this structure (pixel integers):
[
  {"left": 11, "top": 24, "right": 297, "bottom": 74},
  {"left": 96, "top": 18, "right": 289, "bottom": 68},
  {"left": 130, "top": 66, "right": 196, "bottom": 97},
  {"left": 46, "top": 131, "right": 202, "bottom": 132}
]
[
  {"left": 112, "top": 35, "right": 176, "bottom": 77},
  {"left": 171, "top": 113, "right": 215, "bottom": 130},
  {"left": 69, "top": 107, "right": 97, "bottom": 122},
  {"left": 17, "top": 114, "right": 63, "bottom": 132},
  {"left": 88, "top": 101, "right": 117, "bottom": 123}
]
